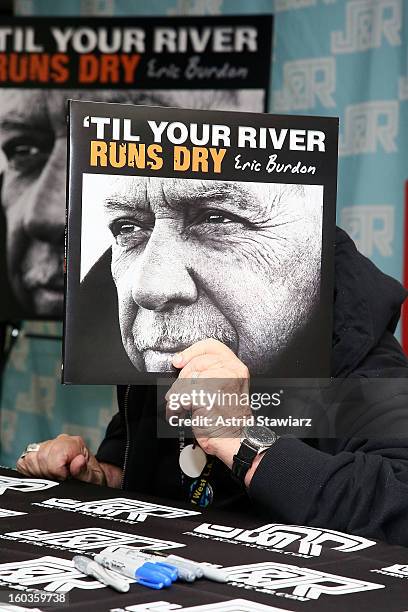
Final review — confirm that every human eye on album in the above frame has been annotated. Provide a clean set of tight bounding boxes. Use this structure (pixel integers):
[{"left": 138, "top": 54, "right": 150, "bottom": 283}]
[
  {"left": 109, "top": 219, "right": 150, "bottom": 247},
  {"left": 186, "top": 209, "right": 250, "bottom": 234},
  {"left": 2, "top": 134, "right": 53, "bottom": 173}
]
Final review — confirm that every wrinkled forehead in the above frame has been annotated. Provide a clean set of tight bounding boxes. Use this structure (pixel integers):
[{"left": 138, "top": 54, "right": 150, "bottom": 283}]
[
  {"left": 0, "top": 90, "right": 55, "bottom": 127},
  {"left": 105, "top": 176, "right": 245, "bottom": 202},
  {"left": 101, "top": 176, "right": 306, "bottom": 213}
]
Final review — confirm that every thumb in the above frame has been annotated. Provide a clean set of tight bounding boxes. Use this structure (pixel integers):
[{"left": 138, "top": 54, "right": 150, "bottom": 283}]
[{"left": 69, "top": 453, "right": 106, "bottom": 485}]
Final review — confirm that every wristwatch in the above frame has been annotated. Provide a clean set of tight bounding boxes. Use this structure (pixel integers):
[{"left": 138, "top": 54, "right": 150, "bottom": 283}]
[{"left": 232, "top": 425, "right": 278, "bottom": 485}]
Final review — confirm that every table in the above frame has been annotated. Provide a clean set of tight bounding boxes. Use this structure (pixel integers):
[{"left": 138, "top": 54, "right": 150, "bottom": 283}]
[{"left": 0, "top": 466, "right": 407, "bottom": 611}]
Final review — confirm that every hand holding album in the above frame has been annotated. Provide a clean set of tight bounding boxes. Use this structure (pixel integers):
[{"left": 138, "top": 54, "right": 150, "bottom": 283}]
[{"left": 165, "top": 338, "right": 252, "bottom": 464}]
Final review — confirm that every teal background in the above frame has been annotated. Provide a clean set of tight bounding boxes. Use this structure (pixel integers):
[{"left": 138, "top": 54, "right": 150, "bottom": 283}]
[{"left": 1, "top": 0, "right": 406, "bottom": 466}]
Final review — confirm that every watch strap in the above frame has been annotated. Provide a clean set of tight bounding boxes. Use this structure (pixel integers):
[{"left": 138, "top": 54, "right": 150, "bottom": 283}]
[{"left": 232, "top": 439, "right": 258, "bottom": 485}]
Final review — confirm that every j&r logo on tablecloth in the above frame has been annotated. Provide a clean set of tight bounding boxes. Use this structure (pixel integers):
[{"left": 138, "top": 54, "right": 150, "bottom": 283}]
[
  {"left": 187, "top": 523, "right": 376, "bottom": 557},
  {"left": 34, "top": 496, "right": 200, "bottom": 523},
  {"left": 224, "top": 562, "right": 384, "bottom": 601},
  {"left": 0, "top": 476, "right": 58, "bottom": 496},
  {"left": 1, "top": 527, "right": 184, "bottom": 553}
]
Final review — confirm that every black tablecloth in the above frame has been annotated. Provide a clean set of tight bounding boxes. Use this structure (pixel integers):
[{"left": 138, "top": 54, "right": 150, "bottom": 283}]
[{"left": 0, "top": 467, "right": 407, "bottom": 611}]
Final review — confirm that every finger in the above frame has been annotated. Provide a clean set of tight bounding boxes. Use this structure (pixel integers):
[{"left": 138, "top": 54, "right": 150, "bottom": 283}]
[
  {"left": 19, "top": 451, "right": 48, "bottom": 479},
  {"left": 45, "top": 436, "right": 87, "bottom": 480},
  {"left": 37, "top": 442, "right": 55, "bottom": 477},
  {"left": 16, "top": 456, "right": 35, "bottom": 477},
  {"left": 37, "top": 449, "right": 69, "bottom": 480},
  {"left": 69, "top": 454, "right": 105, "bottom": 485},
  {"left": 169, "top": 355, "right": 234, "bottom": 397},
  {"left": 166, "top": 376, "right": 198, "bottom": 407},
  {"left": 179, "top": 355, "right": 247, "bottom": 382},
  {"left": 165, "top": 396, "right": 184, "bottom": 420},
  {"left": 165, "top": 384, "right": 193, "bottom": 422},
  {"left": 166, "top": 401, "right": 183, "bottom": 424},
  {"left": 178, "top": 354, "right": 224, "bottom": 379},
  {"left": 166, "top": 372, "right": 203, "bottom": 404},
  {"left": 69, "top": 454, "right": 88, "bottom": 478},
  {"left": 172, "top": 339, "right": 235, "bottom": 369},
  {"left": 190, "top": 366, "right": 251, "bottom": 415},
  {"left": 16, "top": 439, "right": 50, "bottom": 477},
  {"left": 165, "top": 378, "right": 180, "bottom": 402},
  {"left": 167, "top": 365, "right": 249, "bottom": 416},
  {"left": 165, "top": 378, "right": 187, "bottom": 411}
]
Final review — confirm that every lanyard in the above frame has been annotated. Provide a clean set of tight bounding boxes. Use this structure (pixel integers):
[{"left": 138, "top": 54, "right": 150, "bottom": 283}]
[
  {"left": 178, "top": 426, "right": 186, "bottom": 487},
  {"left": 189, "top": 456, "right": 215, "bottom": 507}
]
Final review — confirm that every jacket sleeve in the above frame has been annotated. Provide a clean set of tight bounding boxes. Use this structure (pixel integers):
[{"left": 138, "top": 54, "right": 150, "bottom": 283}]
[
  {"left": 249, "top": 431, "right": 408, "bottom": 546},
  {"left": 95, "top": 411, "right": 126, "bottom": 469}
]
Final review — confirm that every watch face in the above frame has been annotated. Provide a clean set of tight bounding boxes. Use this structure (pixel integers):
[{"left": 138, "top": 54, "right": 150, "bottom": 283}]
[{"left": 244, "top": 425, "right": 277, "bottom": 448}]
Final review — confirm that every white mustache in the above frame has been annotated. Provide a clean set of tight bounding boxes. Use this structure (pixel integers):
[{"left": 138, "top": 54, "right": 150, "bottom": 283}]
[{"left": 133, "top": 307, "right": 237, "bottom": 353}]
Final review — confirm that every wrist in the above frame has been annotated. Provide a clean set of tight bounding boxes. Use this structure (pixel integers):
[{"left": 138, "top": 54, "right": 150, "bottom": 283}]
[
  {"left": 244, "top": 451, "right": 266, "bottom": 488},
  {"left": 232, "top": 426, "right": 278, "bottom": 487},
  {"left": 199, "top": 430, "right": 242, "bottom": 468},
  {"left": 211, "top": 438, "right": 241, "bottom": 469}
]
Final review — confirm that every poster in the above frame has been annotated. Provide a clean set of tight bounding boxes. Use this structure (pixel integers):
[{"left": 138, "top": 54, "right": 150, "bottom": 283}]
[{"left": 0, "top": 15, "right": 273, "bottom": 321}]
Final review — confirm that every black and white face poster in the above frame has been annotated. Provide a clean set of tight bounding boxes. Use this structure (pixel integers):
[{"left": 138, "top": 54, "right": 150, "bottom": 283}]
[
  {"left": 64, "top": 101, "right": 338, "bottom": 384},
  {"left": 0, "top": 15, "right": 272, "bottom": 321}
]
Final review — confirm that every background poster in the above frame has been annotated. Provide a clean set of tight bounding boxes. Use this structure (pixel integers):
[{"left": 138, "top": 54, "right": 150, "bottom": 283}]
[{"left": 0, "top": 15, "right": 272, "bottom": 321}]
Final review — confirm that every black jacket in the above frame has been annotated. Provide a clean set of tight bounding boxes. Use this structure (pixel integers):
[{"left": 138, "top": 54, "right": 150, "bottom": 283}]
[{"left": 96, "top": 228, "right": 408, "bottom": 545}]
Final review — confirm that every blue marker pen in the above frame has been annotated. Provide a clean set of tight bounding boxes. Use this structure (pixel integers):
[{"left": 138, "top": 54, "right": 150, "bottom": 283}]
[{"left": 135, "top": 563, "right": 172, "bottom": 589}]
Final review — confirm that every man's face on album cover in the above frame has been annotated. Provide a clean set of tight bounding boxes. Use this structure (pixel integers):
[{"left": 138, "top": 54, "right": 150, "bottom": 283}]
[
  {"left": 0, "top": 89, "right": 254, "bottom": 317},
  {"left": 103, "top": 176, "right": 323, "bottom": 374}
]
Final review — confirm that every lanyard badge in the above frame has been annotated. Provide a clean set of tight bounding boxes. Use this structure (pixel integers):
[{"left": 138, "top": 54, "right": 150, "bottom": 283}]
[
  {"left": 179, "top": 443, "right": 207, "bottom": 478},
  {"left": 178, "top": 432, "right": 214, "bottom": 508},
  {"left": 189, "top": 457, "right": 214, "bottom": 508}
]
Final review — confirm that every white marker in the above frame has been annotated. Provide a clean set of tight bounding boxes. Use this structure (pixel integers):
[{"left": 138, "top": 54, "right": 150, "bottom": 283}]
[{"left": 73, "top": 555, "right": 130, "bottom": 593}]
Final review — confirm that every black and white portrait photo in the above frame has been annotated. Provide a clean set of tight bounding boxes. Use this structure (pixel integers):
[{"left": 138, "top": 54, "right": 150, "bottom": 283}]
[
  {"left": 76, "top": 174, "right": 324, "bottom": 379},
  {"left": 0, "top": 88, "right": 265, "bottom": 321}
]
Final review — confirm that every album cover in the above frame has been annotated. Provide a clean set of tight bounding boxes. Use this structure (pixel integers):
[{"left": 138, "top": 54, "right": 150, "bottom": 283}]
[
  {"left": 63, "top": 100, "right": 338, "bottom": 384},
  {"left": 0, "top": 15, "right": 272, "bottom": 321}
]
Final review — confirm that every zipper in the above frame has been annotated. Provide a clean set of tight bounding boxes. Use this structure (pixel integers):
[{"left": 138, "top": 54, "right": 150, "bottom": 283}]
[{"left": 120, "top": 384, "right": 131, "bottom": 490}]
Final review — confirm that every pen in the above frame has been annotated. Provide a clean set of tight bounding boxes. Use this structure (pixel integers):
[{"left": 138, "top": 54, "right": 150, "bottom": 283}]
[
  {"left": 165, "top": 554, "right": 203, "bottom": 579},
  {"left": 166, "top": 554, "right": 230, "bottom": 583},
  {"left": 73, "top": 555, "right": 130, "bottom": 593},
  {"left": 135, "top": 563, "right": 172, "bottom": 589}
]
